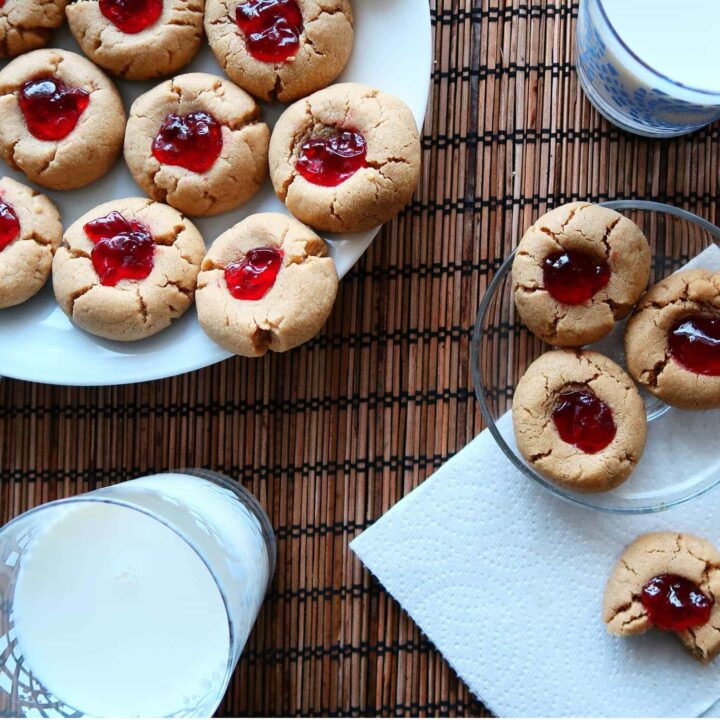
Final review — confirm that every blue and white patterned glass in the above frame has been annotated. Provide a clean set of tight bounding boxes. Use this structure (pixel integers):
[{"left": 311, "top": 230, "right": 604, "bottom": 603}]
[{"left": 576, "top": 0, "right": 720, "bottom": 137}]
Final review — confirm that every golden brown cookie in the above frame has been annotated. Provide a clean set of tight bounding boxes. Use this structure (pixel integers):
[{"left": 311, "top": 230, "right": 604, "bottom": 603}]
[
  {"left": 0, "top": 49, "right": 126, "bottom": 190},
  {"left": 52, "top": 197, "right": 205, "bottom": 341},
  {"left": 269, "top": 82, "right": 421, "bottom": 233},
  {"left": 196, "top": 212, "right": 338, "bottom": 357},
  {"left": 512, "top": 349, "right": 647, "bottom": 492},
  {"left": 66, "top": 0, "right": 204, "bottom": 81},
  {"left": 0, "top": 175, "right": 62, "bottom": 309},
  {"left": 205, "top": 0, "right": 353, "bottom": 102},
  {"left": 604, "top": 532, "right": 720, "bottom": 663},
  {"left": 625, "top": 269, "right": 720, "bottom": 410},
  {"left": 124, "top": 73, "right": 269, "bottom": 217},
  {"left": 0, "top": 0, "right": 68, "bottom": 58},
  {"left": 512, "top": 202, "right": 651, "bottom": 346}
]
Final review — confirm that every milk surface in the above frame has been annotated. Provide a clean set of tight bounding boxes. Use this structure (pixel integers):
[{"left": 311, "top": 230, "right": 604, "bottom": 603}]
[
  {"left": 9, "top": 474, "right": 271, "bottom": 717},
  {"left": 602, "top": 0, "right": 720, "bottom": 93}
]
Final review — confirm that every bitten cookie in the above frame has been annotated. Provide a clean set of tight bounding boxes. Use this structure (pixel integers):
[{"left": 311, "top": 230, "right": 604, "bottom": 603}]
[
  {"left": 124, "top": 73, "right": 269, "bottom": 217},
  {"left": 0, "top": 176, "right": 61, "bottom": 309},
  {"left": 196, "top": 213, "right": 338, "bottom": 357},
  {"left": 205, "top": 0, "right": 353, "bottom": 102},
  {"left": 625, "top": 269, "right": 720, "bottom": 410},
  {"left": 604, "top": 532, "right": 720, "bottom": 663},
  {"left": 512, "top": 202, "right": 651, "bottom": 346},
  {"left": 66, "top": 0, "right": 204, "bottom": 81},
  {"left": 269, "top": 83, "right": 421, "bottom": 233},
  {"left": 0, "top": 0, "right": 68, "bottom": 58},
  {"left": 53, "top": 198, "right": 205, "bottom": 341},
  {"left": 0, "top": 49, "right": 126, "bottom": 190},
  {"left": 512, "top": 349, "right": 647, "bottom": 493}
]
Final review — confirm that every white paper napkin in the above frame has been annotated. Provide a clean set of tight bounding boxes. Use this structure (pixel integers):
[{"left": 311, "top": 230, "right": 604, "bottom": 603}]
[{"left": 351, "top": 246, "right": 720, "bottom": 717}]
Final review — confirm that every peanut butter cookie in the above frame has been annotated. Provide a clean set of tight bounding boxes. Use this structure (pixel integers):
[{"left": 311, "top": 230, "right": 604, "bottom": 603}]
[
  {"left": 513, "top": 202, "right": 650, "bottom": 346},
  {"left": 66, "top": 0, "right": 204, "bottom": 81},
  {"left": 0, "top": 49, "right": 126, "bottom": 190},
  {"left": 124, "top": 73, "right": 269, "bottom": 217},
  {"left": 53, "top": 197, "right": 205, "bottom": 341},
  {"left": 625, "top": 269, "right": 720, "bottom": 410},
  {"left": 604, "top": 532, "right": 720, "bottom": 663},
  {"left": 269, "top": 82, "right": 421, "bottom": 233},
  {"left": 205, "top": 0, "right": 353, "bottom": 102},
  {"left": 196, "top": 212, "right": 338, "bottom": 357},
  {"left": 0, "top": 0, "right": 68, "bottom": 58},
  {"left": 512, "top": 349, "right": 647, "bottom": 492},
  {"left": 0, "top": 175, "right": 62, "bottom": 309}
]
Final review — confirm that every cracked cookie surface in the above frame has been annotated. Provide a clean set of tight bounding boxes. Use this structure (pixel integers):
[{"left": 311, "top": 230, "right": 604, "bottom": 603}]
[
  {"left": 0, "top": 0, "right": 68, "bottom": 58},
  {"left": 624, "top": 269, "right": 720, "bottom": 410},
  {"left": 0, "top": 49, "right": 125, "bottom": 190},
  {"left": 269, "top": 82, "right": 421, "bottom": 233},
  {"left": 604, "top": 532, "right": 720, "bottom": 663},
  {"left": 512, "top": 349, "right": 647, "bottom": 492},
  {"left": 512, "top": 202, "right": 651, "bottom": 346},
  {"left": 0, "top": 175, "right": 61, "bottom": 309},
  {"left": 66, "top": 0, "right": 204, "bottom": 81},
  {"left": 52, "top": 197, "right": 205, "bottom": 341},
  {"left": 124, "top": 72, "right": 269, "bottom": 217},
  {"left": 196, "top": 212, "right": 338, "bottom": 357},
  {"left": 205, "top": 0, "right": 353, "bottom": 102}
]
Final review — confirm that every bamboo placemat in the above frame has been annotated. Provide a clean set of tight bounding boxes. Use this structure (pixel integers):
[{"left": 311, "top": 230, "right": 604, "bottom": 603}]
[{"left": 2, "top": 0, "right": 720, "bottom": 716}]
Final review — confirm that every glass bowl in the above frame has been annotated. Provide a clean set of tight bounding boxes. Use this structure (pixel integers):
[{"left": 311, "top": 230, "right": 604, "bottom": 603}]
[{"left": 471, "top": 200, "right": 720, "bottom": 514}]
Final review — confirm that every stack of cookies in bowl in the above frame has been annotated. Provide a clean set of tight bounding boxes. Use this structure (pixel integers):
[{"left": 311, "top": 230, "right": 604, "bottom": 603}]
[
  {"left": 0, "top": 0, "right": 422, "bottom": 357},
  {"left": 510, "top": 202, "right": 720, "bottom": 494}
]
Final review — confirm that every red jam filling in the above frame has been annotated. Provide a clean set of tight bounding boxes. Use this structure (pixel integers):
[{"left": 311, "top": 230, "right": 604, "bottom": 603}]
[
  {"left": 19, "top": 77, "right": 90, "bottom": 142},
  {"left": 84, "top": 211, "right": 155, "bottom": 287},
  {"left": 0, "top": 196, "right": 20, "bottom": 252},
  {"left": 552, "top": 388, "right": 616, "bottom": 454},
  {"left": 543, "top": 250, "right": 611, "bottom": 305},
  {"left": 99, "top": 0, "right": 163, "bottom": 34},
  {"left": 151, "top": 111, "right": 223, "bottom": 174},
  {"left": 668, "top": 314, "right": 720, "bottom": 377},
  {"left": 642, "top": 574, "right": 712, "bottom": 632},
  {"left": 296, "top": 130, "right": 367, "bottom": 187},
  {"left": 225, "top": 247, "right": 283, "bottom": 300},
  {"left": 235, "top": 0, "right": 303, "bottom": 63}
]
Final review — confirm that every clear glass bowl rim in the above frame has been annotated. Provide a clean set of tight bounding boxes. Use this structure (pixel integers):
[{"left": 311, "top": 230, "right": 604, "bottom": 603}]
[{"left": 470, "top": 200, "right": 720, "bottom": 515}]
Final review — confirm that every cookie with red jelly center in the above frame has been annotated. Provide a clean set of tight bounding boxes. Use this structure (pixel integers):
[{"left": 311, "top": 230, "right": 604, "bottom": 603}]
[
  {"left": 52, "top": 198, "right": 205, "bottom": 341},
  {"left": 0, "top": 176, "right": 62, "bottom": 310},
  {"left": 99, "top": 0, "right": 163, "bottom": 34},
  {"left": 19, "top": 76, "right": 90, "bottom": 142},
  {"left": 66, "top": 0, "right": 203, "bottom": 81},
  {"left": 124, "top": 72, "right": 270, "bottom": 217},
  {"left": 604, "top": 532, "right": 720, "bottom": 664},
  {"left": 235, "top": 0, "right": 303, "bottom": 64},
  {"left": 0, "top": 49, "right": 126, "bottom": 190},
  {"left": 84, "top": 211, "right": 155, "bottom": 287},
  {"left": 513, "top": 202, "right": 650, "bottom": 347},
  {"left": 269, "top": 83, "right": 422, "bottom": 233},
  {"left": 196, "top": 213, "right": 339, "bottom": 357},
  {"left": 152, "top": 111, "right": 223, "bottom": 174},
  {"left": 205, "top": 0, "right": 354, "bottom": 102},
  {"left": 0, "top": 0, "right": 68, "bottom": 59},
  {"left": 296, "top": 129, "right": 367, "bottom": 187},
  {"left": 625, "top": 268, "right": 720, "bottom": 410},
  {"left": 225, "top": 247, "right": 283, "bottom": 300},
  {"left": 512, "top": 349, "right": 647, "bottom": 493}
]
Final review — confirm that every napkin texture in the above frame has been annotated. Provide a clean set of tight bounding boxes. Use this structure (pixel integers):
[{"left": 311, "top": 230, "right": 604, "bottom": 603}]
[{"left": 351, "top": 246, "right": 720, "bottom": 717}]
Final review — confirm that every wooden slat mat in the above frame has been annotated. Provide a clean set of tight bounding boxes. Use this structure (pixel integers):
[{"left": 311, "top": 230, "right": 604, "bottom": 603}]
[{"left": 2, "top": 0, "right": 720, "bottom": 716}]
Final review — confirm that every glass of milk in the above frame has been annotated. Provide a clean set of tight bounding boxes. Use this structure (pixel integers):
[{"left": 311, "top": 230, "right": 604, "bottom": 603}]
[
  {"left": 0, "top": 470, "right": 275, "bottom": 717},
  {"left": 575, "top": 0, "right": 720, "bottom": 136}
]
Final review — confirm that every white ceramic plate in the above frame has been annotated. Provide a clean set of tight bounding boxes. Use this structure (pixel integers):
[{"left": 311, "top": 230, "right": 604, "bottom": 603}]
[{"left": 0, "top": 0, "right": 431, "bottom": 386}]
